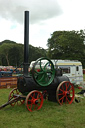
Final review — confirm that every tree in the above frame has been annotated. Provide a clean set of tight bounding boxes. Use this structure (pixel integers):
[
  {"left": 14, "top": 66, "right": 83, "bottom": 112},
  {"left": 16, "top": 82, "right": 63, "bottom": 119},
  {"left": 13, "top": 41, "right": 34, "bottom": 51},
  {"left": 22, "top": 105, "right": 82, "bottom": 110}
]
[
  {"left": 29, "top": 45, "right": 47, "bottom": 63},
  {"left": 0, "top": 41, "right": 24, "bottom": 66},
  {"left": 47, "top": 30, "right": 85, "bottom": 67},
  {"left": 0, "top": 43, "right": 14, "bottom": 65},
  {"left": 9, "top": 44, "right": 24, "bottom": 66},
  {"left": 0, "top": 40, "right": 47, "bottom": 66},
  {"left": 0, "top": 40, "right": 16, "bottom": 45}
]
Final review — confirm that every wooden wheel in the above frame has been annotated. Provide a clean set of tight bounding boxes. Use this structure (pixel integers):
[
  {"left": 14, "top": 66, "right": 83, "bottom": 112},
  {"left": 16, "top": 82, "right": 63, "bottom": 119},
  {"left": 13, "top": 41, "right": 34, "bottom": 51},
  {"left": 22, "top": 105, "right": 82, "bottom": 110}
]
[
  {"left": 26, "top": 90, "right": 43, "bottom": 112},
  {"left": 56, "top": 81, "right": 75, "bottom": 105},
  {"left": 8, "top": 88, "right": 25, "bottom": 106}
]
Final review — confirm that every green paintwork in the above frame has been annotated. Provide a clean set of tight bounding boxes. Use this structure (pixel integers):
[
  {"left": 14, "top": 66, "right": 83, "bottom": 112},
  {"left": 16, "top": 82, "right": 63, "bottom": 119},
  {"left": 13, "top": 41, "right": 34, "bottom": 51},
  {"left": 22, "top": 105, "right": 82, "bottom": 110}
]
[{"left": 32, "top": 57, "right": 55, "bottom": 86}]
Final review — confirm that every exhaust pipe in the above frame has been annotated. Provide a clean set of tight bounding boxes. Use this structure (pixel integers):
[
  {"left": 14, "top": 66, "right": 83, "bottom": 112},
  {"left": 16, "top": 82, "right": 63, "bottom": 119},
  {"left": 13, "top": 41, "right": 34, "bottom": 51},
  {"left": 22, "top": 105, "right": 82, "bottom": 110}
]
[{"left": 23, "top": 11, "right": 29, "bottom": 76}]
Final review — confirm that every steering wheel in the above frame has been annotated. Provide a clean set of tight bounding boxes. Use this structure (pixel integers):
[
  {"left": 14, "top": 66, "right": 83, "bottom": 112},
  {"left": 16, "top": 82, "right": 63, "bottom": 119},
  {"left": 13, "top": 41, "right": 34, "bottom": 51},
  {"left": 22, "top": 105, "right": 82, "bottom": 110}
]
[{"left": 31, "top": 57, "right": 55, "bottom": 86}]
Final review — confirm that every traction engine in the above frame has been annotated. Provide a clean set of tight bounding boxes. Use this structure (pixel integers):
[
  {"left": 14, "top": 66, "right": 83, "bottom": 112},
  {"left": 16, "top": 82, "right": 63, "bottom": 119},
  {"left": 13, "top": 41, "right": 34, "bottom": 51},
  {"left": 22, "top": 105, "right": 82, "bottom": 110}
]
[{"left": 0, "top": 11, "right": 75, "bottom": 112}]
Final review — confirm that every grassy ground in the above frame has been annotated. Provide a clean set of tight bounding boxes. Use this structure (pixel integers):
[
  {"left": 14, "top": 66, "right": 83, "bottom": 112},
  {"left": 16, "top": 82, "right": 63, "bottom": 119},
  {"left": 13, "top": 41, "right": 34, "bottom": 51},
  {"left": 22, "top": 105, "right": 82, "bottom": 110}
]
[
  {"left": 0, "top": 87, "right": 85, "bottom": 128},
  {"left": 0, "top": 74, "right": 85, "bottom": 128}
]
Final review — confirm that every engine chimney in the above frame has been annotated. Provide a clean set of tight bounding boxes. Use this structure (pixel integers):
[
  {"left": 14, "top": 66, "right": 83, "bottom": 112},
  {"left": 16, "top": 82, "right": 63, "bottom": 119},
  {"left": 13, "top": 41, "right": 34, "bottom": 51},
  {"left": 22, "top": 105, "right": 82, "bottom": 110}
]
[{"left": 23, "top": 11, "right": 29, "bottom": 76}]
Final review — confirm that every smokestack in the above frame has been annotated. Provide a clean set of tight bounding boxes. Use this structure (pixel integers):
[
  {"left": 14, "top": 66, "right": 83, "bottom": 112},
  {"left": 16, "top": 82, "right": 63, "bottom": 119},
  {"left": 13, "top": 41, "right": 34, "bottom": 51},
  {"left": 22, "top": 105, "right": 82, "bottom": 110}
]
[{"left": 23, "top": 11, "right": 29, "bottom": 76}]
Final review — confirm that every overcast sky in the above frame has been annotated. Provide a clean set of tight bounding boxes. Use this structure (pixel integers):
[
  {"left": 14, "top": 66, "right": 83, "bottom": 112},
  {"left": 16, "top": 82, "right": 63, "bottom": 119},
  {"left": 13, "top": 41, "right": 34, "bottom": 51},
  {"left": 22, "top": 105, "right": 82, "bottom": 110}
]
[{"left": 0, "top": 0, "right": 85, "bottom": 48}]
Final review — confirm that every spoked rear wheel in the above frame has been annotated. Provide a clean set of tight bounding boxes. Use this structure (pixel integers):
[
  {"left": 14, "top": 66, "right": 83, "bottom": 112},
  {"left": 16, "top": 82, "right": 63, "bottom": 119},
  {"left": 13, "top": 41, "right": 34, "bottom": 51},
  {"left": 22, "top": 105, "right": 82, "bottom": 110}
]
[
  {"left": 56, "top": 81, "right": 75, "bottom": 105},
  {"left": 8, "top": 88, "right": 25, "bottom": 106},
  {"left": 26, "top": 90, "right": 43, "bottom": 112}
]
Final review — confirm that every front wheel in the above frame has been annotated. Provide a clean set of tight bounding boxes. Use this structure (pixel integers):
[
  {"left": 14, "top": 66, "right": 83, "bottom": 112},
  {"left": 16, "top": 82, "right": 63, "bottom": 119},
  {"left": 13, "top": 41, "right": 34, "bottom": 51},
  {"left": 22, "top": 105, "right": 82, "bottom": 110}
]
[{"left": 26, "top": 90, "right": 43, "bottom": 112}]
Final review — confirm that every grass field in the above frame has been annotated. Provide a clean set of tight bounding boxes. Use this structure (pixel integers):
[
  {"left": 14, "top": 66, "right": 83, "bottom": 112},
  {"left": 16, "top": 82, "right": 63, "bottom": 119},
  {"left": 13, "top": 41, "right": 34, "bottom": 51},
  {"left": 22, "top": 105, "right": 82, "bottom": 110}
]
[
  {"left": 0, "top": 87, "right": 85, "bottom": 128},
  {"left": 0, "top": 74, "right": 85, "bottom": 128}
]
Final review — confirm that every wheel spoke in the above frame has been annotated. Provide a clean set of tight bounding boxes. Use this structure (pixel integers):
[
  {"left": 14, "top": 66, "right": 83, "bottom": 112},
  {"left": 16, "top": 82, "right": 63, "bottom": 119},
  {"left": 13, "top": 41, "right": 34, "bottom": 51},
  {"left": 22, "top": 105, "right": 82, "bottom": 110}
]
[
  {"left": 27, "top": 103, "right": 31, "bottom": 106},
  {"left": 30, "top": 95, "right": 34, "bottom": 99},
  {"left": 60, "top": 96, "right": 65, "bottom": 104},
  {"left": 40, "top": 60, "right": 43, "bottom": 71},
  {"left": 59, "top": 95, "right": 65, "bottom": 101},
  {"left": 44, "top": 62, "right": 50, "bottom": 70},
  {"left": 35, "top": 104, "right": 39, "bottom": 109},
  {"left": 66, "top": 95, "right": 70, "bottom": 103},
  {"left": 37, "top": 93, "right": 40, "bottom": 99},
  {"left": 62, "top": 84, "right": 64, "bottom": 91},
  {"left": 27, "top": 104, "right": 33, "bottom": 111},
  {"left": 58, "top": 93, "right": 63, "bottom": 96},
  {"left": 66, "top": 83, "right": 68, "bottom": 91},
  {"left": 43, "top": 74, "right": 50, "bottom": 83},
  {"left": 33, "top": 92, "right": 35, "bottom": 98},
  {"left": 38, "top": 73, "right": 49, "bottom": 84},
  {"left": 67, "top": 83, "right": 70, "bottom": 90},
  {"left": 38, "top": 74, "right": 45, "bottom": 82},
  {"left": 59, "top": 88, "right": 64, "bottom": 92},
  {"left": 34, "top": 105, "right": 37, "bottom": 110},
  {"left": 69, "top": 87, "right": 72, "bottom": 92}
]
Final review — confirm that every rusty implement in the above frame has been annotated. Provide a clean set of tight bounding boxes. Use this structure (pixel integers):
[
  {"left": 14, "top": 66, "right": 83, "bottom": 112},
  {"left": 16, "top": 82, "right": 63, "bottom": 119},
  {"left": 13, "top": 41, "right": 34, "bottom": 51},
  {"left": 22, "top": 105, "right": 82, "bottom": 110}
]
[
  {"left": 0, "top": 96, "right": 20, "bottom": 109},
  {"left": 0, "top": 95, "right": 26, "bottom": 110},
  {"left": 0, "top": 88, "right": 26, "bottom": 110}
]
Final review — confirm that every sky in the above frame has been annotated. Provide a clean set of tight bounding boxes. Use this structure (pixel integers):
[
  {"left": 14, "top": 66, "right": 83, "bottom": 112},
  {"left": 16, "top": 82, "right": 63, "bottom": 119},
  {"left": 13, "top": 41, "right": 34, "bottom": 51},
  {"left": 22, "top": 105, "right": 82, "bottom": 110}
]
[{"left": 0, "top": 0, "right": 85, "bottom": 49}]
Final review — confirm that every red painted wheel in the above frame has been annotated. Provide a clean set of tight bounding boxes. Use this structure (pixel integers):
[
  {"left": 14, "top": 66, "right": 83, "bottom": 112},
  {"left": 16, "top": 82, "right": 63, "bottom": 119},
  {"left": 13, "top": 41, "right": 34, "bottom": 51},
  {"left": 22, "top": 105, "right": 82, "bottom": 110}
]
[
  {"left": 56, "top": 81, "right": 75, "bottom": 105},
  {"left": 8, "top": 88, "right": 25, "bottom": 106},
  {"left": 26, "top": 90, "right": 43, "bottom": 112}
]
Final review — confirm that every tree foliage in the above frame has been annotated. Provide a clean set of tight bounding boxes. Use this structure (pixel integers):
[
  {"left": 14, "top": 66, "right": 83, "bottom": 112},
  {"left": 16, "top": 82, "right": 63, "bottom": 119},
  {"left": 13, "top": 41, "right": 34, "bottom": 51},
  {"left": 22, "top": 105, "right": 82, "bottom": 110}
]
[
  {"left": 29, "top": 45, "right": 47, "bottom": 62},
  {"left": 1, "top": 29, "right": 85, "bottom": 69},
  {"left": 0, "top": 40, "right": 47, "bottom": 66},
  {"left": 47, "top": 30, "right": 85, "bottom": 67}
]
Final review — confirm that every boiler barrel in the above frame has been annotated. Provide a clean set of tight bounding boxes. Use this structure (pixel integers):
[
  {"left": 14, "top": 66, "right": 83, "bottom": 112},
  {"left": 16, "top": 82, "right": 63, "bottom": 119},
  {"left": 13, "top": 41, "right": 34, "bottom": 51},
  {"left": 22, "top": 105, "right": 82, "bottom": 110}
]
[{"left": 17, "top": 75, "right": 70, "bottom": 94}]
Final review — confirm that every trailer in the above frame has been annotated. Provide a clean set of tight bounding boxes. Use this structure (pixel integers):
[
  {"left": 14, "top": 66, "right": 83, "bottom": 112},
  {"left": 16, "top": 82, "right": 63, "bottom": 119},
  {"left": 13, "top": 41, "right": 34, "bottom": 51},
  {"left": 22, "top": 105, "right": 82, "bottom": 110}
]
[{"left": 52, "top": 60, "right": 83, "bottom": 86}]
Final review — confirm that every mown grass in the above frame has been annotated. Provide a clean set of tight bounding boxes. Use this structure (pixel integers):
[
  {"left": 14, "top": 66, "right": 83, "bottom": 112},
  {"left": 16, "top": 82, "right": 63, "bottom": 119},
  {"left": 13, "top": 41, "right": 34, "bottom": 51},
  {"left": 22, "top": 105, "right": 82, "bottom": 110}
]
[{"left": 0, "top": 88, "right": 85, "bottom": 128}]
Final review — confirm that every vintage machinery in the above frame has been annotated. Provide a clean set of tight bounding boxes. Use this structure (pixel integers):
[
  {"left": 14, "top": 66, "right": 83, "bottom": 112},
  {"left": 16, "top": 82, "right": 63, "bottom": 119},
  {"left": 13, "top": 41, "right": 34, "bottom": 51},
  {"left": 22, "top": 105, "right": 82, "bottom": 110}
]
[
  {"left": 0, "top": 11, "right": 75, "bottom": 112},
  {"left": 17, "top": 57, "right": 74, "bottom": 104},
  {"left": 0, "top": 57, "right": 75, "bottom": 112}
]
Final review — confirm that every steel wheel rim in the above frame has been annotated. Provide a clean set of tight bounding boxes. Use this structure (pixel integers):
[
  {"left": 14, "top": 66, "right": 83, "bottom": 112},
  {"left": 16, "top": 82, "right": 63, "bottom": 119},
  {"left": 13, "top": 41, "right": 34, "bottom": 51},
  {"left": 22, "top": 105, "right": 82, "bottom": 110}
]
[
  {"left": 56, "top": 81, "right": 75, "bottom": 105},
  {"left": 8, "top": 88, "right": 25, "bottom": 106},
  {"left": 26, "top": 90, "right": 43, "bottom": 112},
  {"left": 32, "top": 57, "right": 55, "bottom": 86}
]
